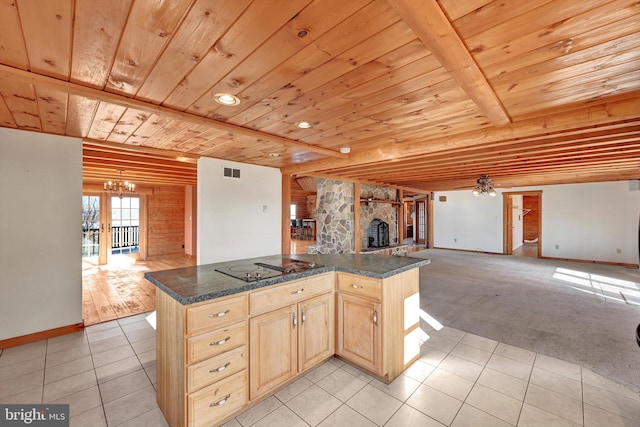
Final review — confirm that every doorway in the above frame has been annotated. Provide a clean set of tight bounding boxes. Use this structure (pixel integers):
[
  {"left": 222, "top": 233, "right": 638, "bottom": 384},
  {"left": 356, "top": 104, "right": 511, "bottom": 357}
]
[
  {"left": 503, "top": 191, "right": 542, "bottom": 257},
  {"left": 415, "top": 199, "right": 426, "bottom": 244}
]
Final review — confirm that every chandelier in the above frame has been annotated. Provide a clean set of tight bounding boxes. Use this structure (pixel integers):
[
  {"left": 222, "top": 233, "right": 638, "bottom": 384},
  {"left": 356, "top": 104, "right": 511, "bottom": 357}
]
[
  {"left": 104, "top": 170, "right": 135, "bottom": 199},
  {"left": 472, "top": 175, "right": 497, "bottom": 197}
]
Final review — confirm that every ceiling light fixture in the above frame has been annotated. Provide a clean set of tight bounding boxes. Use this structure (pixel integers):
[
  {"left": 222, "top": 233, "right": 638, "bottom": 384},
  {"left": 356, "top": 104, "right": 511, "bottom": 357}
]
[
  {"left": 472, "top": 175, "right": 497, "bottom": 197},
  {"left": 339, "top": 147, "right": 351, "bottom": 154},
  {"left": 104, "top": 170, "right": 135, "bottom": 199},
  {"left": 269, "top": 153, "right": 281, "bottom": 157},
  {"left": 213, "top": 93, "right": 241, "bottom": 106},
  {"left": 295, "top": 121, "right": 313, "bottom": 129}
]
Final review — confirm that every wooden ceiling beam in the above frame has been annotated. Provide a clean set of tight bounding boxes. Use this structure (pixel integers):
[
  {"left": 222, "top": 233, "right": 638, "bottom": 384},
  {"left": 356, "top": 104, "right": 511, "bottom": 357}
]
[
  {"left": 0, "top": 65, "right": 347, "bottom": 159},
  {"left": 295, "top": 173, "right": 430, "bottom": 195},
  {"left": 83, "top": 139, "right": 200, "bottom": 162},
  {"left": 385, "top": 0, "right": 510, "bottom": 126},
  {"left": 331, "top": 130, "right": 640, "bottom": 176},
  {"left": 282, "top": 95, "right": 640, "bottom": 175}
]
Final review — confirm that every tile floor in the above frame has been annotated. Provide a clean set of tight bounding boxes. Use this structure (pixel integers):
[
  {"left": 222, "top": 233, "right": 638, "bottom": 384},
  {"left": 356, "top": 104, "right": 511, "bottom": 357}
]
[{"left": 1, "top": 313, "right": 638, "bottom": 427}]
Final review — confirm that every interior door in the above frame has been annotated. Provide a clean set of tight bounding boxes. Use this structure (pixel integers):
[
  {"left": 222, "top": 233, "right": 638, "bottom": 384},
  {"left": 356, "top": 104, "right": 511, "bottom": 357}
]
[{"left": 415, "top": 199, "right": 426, "bottom": 244}]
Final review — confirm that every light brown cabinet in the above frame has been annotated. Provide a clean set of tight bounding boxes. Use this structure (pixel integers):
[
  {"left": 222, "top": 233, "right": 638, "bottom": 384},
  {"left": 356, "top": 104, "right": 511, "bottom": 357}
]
[
  {"left": 155, "top": 267, "right": 420, "bottom": 426},
  {"left": 249, "top": 287, "right": 334, "bottom": 400},
  {"left": 298, "top": 293, "right": 334, "bottom": 371},
  {"left": 249, "top": 305, "right": 298, "bottom": 399},
  {"left": 156, "top": 292, "right": 248, "bottom": 427},
  {"left": 337, "top": 292, "right": 381, "bottom": 374},
  {"left": 336, "top": 269, "right": 420, "bottom": 382}
]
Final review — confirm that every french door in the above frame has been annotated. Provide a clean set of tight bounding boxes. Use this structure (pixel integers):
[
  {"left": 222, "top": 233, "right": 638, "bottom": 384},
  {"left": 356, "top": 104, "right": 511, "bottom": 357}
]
[
  {"left": 82, "top": 193, "right": 145, "bottom": 265},
  {"left": 415, "top": 199, "right": 427, "bottom": 244}
]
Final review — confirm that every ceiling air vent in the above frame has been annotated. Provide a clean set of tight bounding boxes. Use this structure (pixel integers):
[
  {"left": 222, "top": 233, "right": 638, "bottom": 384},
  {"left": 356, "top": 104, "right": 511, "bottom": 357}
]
[{"left": 223, "top": 166, "right": 241, "bottom": 179}]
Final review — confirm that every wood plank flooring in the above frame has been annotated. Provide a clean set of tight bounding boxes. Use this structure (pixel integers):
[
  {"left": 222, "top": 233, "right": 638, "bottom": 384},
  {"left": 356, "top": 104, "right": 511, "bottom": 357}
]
[
  {"left": 513, "top": 242, "right": 539, "bottom": 257},
  {"left": 82, "top": 253, "right": 195, "bottom": 326}
]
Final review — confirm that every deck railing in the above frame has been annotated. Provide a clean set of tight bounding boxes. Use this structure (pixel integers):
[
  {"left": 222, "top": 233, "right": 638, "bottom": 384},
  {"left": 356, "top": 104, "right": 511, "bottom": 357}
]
[{"left": 112, "top": 225, "right": 139, "bottom": 249}]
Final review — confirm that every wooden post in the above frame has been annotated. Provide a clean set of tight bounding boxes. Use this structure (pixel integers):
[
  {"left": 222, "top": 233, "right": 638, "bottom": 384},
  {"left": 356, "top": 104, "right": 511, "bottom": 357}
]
[
  {"left": 398, "top": 189, "right": 404, "bottom": 245},
  {"left": 427, "top": 192, "right": 434, "bottom": 248},
  {"left": 282, "top": 174, "right": 292, "bottom": 255},
  {"left": 354, "top": 182, "right": 361, "bottom": 254}
]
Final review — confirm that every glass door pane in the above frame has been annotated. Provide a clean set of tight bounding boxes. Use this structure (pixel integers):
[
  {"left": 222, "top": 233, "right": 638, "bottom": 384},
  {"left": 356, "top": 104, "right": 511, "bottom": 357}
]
[
  {"left": 111, "top": 196, "right": 140, "bottom": 255},
  {"left": 82, "top": 195, "right": 100, "bottom": 257}
]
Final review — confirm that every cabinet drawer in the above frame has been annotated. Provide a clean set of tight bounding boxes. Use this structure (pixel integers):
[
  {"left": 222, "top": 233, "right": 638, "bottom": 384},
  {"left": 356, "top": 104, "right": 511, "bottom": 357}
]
[
  {"left": 250, "top": 272, "right": 334, "bottom": 316},
  {"left": 187, "top": 322, "right": 246, "bottom": 364},
  {"left": 187, "top": 346, "right": 247, "bottom": 393},
  {"left": 187, "top": 295, "right": 247, "bottom": 336},
  {"left": 337, "top": 273, "right": 382, "bottom": 301},
  {"left": 188, "top": 370, "right": 247, "bottom": 427}
]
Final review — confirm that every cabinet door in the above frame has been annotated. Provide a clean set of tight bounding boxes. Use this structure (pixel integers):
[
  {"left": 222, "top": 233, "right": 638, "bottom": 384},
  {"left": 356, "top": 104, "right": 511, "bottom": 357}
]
[
  {"left": 298, "top": 293, "right": 334, "bottom": 372},
  {"left": 249, "top": 305, "right": 297, "bottom": 400},
  {"left": 337, "top": 293, "right": 381, "bottom": 375}
]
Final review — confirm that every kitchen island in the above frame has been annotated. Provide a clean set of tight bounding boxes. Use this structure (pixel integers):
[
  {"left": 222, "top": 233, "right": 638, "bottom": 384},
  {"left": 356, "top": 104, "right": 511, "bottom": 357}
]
[{"left": 145, "top": 254, "right": 430, "bottom": 427}]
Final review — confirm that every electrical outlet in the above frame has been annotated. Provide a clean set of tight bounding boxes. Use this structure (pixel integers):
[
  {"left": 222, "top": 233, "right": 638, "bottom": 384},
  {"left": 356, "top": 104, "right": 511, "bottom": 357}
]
[
  {"left": 616, "top": 248, "right": 622, "bottom": 254},
  {"left": 262, "top": 205, "right": 268, "bottom": 213},
  {"left": 555, "top": 244, "right": 559, "bottom": 249},
  {"left": 454, "top": 238, "right": 457, "bottom": 242}
]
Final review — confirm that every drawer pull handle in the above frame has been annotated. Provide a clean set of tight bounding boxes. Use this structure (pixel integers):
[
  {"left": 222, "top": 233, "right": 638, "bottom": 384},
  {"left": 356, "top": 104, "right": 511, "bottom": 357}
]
[
  {"left": 209, "top": 310, "right": 230, "bottom": 318},
  {"left": 210, "top": 394, "right": 230, "bottom": 407},
  {"left": 210, "top": 337, "right": 231, "bottom": 346},
  {"left": 373, "top": 310, "right": 378, "bottom": 326},
  {"left": 301, "top": 308, "right": 306, "bottom": 324},
  {"left": 293, "top": 312, "right": 297, "bottom": 328},
  {"left": 210, "top": 362, "right": 231, "bottom": 373},
  {"left": 291, "top": 288, "right": 304, "bottom": 294},
  {"left": 351, "top": 284, "right": 363, "bottom": 289}
]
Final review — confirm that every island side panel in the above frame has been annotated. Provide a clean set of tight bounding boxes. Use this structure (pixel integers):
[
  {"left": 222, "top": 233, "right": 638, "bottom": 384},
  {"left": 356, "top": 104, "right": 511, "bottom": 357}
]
[
  {"left": 382, "top": 267, "right": 420, "bottom": 382},
  {"left": 157, "top": 289, "right": 186, "bottom": 427}
]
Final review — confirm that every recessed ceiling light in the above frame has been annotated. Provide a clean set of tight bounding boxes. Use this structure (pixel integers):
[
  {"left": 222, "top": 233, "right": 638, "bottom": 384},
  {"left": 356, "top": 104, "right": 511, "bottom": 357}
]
[
  {"left": 269, "top": 153, "right": 281, "bottom": 157},
  {"left": 295, "top": 121, "right": 313, "bottom": 129},
  {"left": 213, "top": 93, "right": 241, "bottom": 106},
  {"left": 340, "top": 147, "right": 351, "bottom": 154}
]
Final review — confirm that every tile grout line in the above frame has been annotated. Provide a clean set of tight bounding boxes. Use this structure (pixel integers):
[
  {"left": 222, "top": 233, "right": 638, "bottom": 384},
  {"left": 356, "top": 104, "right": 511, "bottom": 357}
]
[{"left": 85, "top": 328, "right": 109, "bottom": 426}]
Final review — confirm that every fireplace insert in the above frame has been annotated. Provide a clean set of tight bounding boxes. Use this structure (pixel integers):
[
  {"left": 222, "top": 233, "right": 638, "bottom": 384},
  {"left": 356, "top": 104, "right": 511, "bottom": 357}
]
[{"left": 367, "top": 219, "right": 389, "bottom": 248}]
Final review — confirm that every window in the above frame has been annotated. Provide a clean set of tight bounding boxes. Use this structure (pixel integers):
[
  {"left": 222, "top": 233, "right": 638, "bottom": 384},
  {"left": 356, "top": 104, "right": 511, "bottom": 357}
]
[{"left": 290, "top": 204, "right": 297, "bottom": 220}]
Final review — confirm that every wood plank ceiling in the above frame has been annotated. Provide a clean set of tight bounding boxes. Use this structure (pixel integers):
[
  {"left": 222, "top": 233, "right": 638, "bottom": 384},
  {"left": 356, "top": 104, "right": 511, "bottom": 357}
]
[{"left": 0, "top": 0, "right": 638, "bottom": 191}]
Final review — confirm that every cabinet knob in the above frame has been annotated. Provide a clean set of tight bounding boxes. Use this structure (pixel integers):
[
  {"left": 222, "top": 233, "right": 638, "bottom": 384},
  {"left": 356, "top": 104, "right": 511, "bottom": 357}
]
[
  {"left": 290, "top": 288, "right": 304, "bottom": 294},
  {"left": 209, "top": 362, "right": 231, "bottom": 373},
  {"left": 351, "top": 284, "right": 363, "bottom": 289},
  {"left": 209, "top": 310, "right": 230, "bottom": 318},
  {"left": 209, "top": 394, "right": 230, "bottom": 407},
  {"left": 210, "top": 336, "right": 231, "bottom": 346}
]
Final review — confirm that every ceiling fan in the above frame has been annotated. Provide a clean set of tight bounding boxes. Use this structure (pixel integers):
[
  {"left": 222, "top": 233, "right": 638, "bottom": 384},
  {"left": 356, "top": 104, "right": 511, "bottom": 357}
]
[{"left": 455, "top": 175, "right": 513, "bottom": 197}]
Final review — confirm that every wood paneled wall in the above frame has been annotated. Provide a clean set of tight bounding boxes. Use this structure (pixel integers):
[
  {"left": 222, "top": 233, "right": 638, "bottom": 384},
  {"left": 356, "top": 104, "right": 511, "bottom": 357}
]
[
  {"left": 291, "top": 192, "right": 315, "bottom": 219},
  {"left": 147, "top": 186, "right": 185, "bottom": 257},
  {"left": 523, "top": 195, "right": 539, "bottom": 242}
]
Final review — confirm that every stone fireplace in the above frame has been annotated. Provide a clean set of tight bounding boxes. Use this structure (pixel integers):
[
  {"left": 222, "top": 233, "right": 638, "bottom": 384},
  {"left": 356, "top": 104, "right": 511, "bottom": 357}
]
[{"left": 367, "top": 219, "right": 389, "bottom": 248}]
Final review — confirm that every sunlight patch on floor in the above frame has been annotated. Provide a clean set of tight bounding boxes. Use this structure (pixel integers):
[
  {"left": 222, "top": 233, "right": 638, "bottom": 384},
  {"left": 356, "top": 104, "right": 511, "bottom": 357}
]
[
  {"left": 146, "top": 311, "right": 157, "bottom": 330},
  {"left": 553, "top": 267, "right": 640, "bottom": 305}
]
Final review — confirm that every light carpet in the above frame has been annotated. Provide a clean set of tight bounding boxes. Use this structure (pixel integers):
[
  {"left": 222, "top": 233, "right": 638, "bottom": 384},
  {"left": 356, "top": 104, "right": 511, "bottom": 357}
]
[{"left": 410, "top": 249, "right": 640, "bottom": 394}]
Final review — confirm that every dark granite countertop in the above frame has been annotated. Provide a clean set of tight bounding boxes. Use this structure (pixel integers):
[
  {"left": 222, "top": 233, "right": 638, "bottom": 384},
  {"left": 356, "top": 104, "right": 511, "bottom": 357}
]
[{"left": 144, "top": 254, "right": 430, "bottom": 305}]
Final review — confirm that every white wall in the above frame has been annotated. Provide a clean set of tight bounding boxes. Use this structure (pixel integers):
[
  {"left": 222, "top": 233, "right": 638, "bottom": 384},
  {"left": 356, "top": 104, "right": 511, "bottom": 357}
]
[
  {"left": 0, "top": 128, "right": 82, "bottom": 341},
  {"left": 433, "top": 191, "right": 504, "bottom": 252},
  {"left": 433, "top": 181, "right": 640, "bottom": 265},
  {"left": 197, "top": 158, "right": 281, "bottom": 264},
  {"left": 542, "top": 182, "right": 639, "bottom": 264},
  {"left": 512, "top": 194, "right": 523, "bottom": 250}
]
